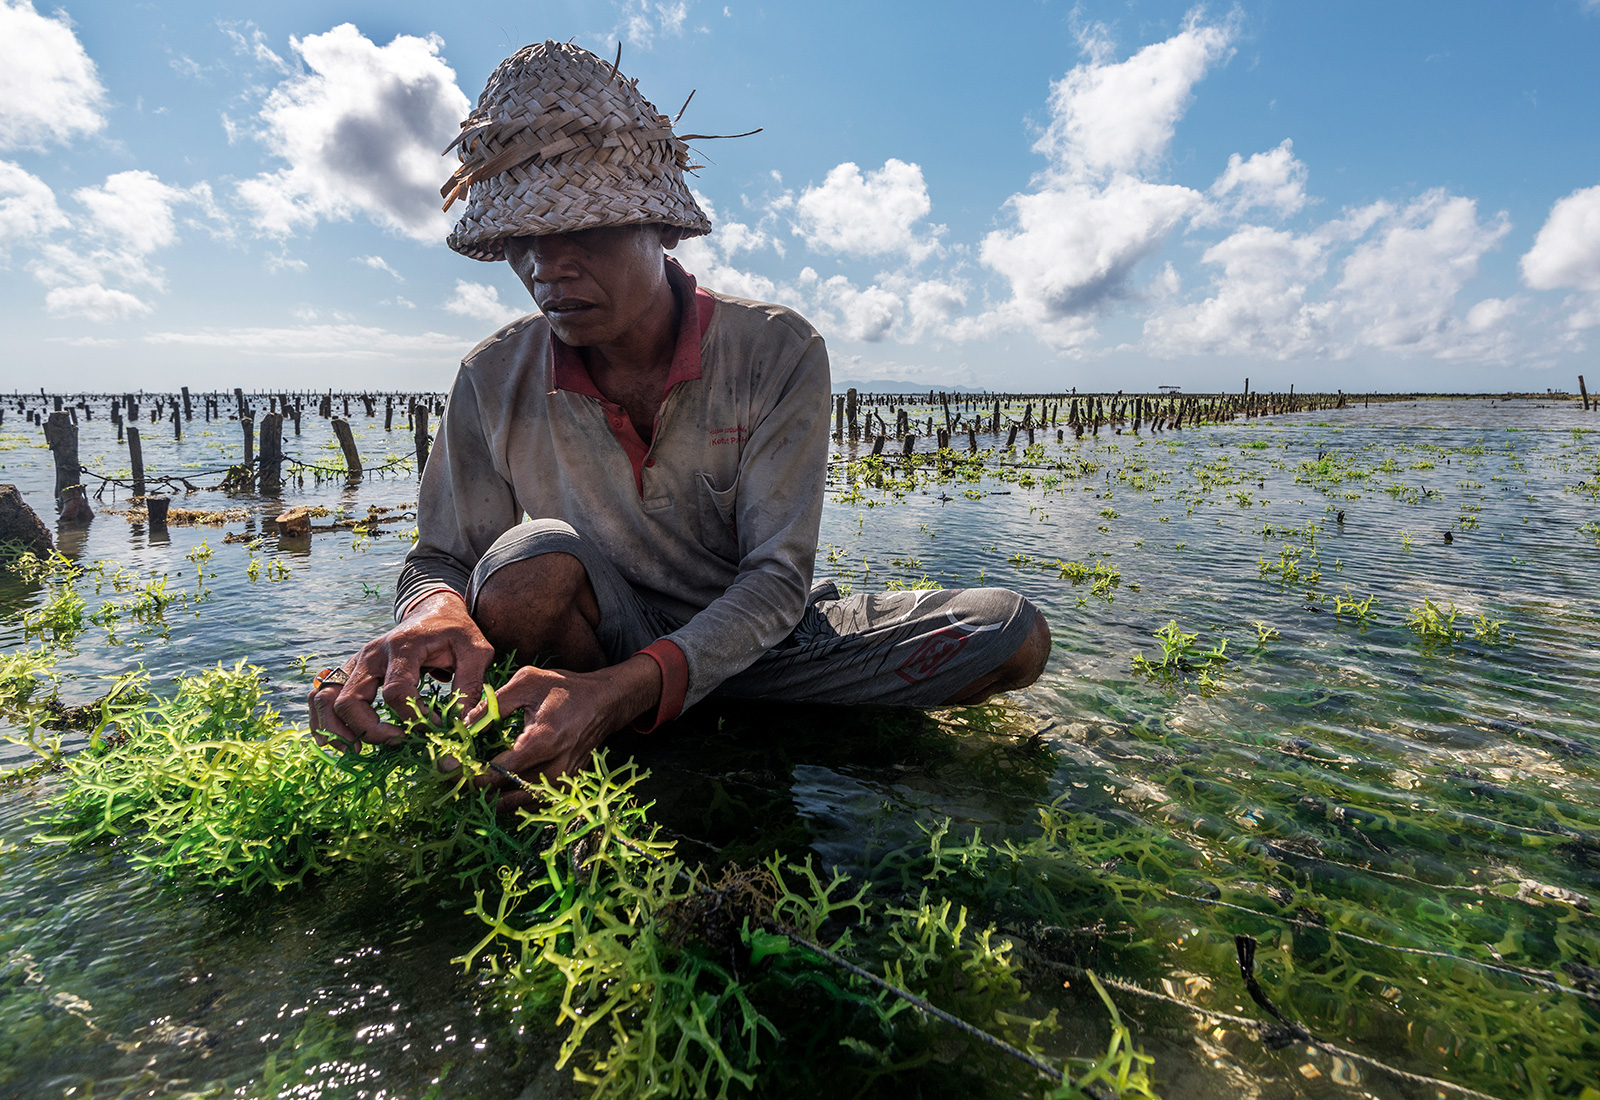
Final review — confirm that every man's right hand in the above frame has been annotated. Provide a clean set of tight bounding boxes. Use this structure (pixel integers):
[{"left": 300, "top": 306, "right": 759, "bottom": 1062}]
[{"left": 309, "top": 590, "right": 495, "bottom": 748}]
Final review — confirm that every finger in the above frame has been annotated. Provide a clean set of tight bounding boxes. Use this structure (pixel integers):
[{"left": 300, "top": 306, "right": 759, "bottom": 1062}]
[
  {"left": 450, "top": 637, "right": 495, "bottom": 721},
  {"left": 329, "top": 640, "right": 409, "bottom": 742},
  {"left": 312, "top": 688, "right": 364, "bottom": 748},
  {"left": 378, "top": 649, "right": 427, "bottom": 726}
]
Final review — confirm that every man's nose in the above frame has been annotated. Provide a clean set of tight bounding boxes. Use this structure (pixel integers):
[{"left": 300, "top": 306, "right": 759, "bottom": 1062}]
[{"left": 528, "top": 237, "right": 582, "bottom": 282}]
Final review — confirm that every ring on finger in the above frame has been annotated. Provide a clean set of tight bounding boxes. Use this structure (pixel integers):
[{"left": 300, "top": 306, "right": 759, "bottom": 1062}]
[{"left": 313, "top": 665, "right": 349, "bottom": 692}]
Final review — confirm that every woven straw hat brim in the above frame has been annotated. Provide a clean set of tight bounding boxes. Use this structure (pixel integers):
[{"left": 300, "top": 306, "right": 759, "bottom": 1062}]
[{"left": 444, "top": 41, "right": 711, "bottom": 262}]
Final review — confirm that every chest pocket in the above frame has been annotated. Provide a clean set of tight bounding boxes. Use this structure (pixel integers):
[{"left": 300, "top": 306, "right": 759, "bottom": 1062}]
[{"left": 696, "top": 472, "right": 739, "bottom": 550}]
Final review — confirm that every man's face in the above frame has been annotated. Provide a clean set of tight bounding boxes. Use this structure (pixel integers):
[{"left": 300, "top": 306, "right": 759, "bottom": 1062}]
[{"left": 502, "top": 224, "right": 682, "bottom": 348}]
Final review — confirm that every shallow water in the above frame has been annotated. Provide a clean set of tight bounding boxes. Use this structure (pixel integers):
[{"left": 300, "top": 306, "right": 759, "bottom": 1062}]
[{"left": 1, "top": 396, "right": 1597, "bottom": 1097}]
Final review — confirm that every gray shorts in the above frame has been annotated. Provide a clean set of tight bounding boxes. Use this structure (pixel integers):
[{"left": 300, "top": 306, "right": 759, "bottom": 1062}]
[{"left": 467, "top": 519, "right": 1037, "bottom": 709}]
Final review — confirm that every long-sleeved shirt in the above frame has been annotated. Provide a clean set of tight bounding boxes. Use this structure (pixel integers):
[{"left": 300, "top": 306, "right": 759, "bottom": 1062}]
[{"left": 396, "top": 260, "right": 831, "bottom": 722}]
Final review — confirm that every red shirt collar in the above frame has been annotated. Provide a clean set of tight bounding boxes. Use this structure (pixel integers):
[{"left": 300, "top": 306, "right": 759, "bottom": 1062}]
[{"left": 550, "top": 257, "right": 715, "bottom": 398}]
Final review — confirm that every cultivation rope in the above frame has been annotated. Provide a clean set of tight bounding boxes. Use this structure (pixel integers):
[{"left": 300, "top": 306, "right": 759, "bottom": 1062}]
[
  {"left": 1166, "top": 888, "right": 1600, "bottom": 1005},
  {"left": 483, "top": 762, "right": 1114, "bottom": 1099},
  {"left": 1027, "top": 959, "right": 1504, "bottom": 1100}
]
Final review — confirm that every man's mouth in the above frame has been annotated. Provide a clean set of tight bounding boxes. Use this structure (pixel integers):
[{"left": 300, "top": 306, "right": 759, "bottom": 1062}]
[{"left": 540, "top": 299, "right": 598, "bottom": 319}]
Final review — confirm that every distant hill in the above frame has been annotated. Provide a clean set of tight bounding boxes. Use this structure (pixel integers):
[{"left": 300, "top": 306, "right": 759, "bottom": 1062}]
[{"left": 831, "top": 379, "right": 987, "bottom": 393}]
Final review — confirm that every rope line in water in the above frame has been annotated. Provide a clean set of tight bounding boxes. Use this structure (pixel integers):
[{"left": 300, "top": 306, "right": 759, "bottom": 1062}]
[
  {"left": 1167, "top": 889, "right": 1600, "bottom": 1006},
  {"left": 482, "top": 762, "right": 1112, "bottom": 1098},
  {"left": 1026, "top": 959, "right": 1505, "bottom": 1100}
]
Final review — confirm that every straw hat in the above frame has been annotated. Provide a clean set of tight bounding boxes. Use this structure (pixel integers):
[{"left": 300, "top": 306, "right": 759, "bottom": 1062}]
[{"left": 442, "top": 40, "right": 713, "bottom": 261}]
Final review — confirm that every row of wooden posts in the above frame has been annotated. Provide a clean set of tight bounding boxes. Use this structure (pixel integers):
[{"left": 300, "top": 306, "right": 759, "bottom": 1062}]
[
  {"left": 830, "top": 385, "right": 1360, "bottom": 454},
  {"left": 31, "top": 389, "right": 448, "bottom": 516},
  {"left": 24, "top": 376, "right": 1599, "bottom": 516}
]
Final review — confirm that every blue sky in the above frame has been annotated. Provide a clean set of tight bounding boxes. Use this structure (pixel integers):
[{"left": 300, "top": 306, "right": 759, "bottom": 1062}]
[{"left": 2, "top": 0, "right": 1599, "bottom": 393}]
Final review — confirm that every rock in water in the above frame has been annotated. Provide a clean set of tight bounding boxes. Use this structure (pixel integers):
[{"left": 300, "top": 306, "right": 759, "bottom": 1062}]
[{"left": 0, "top": 484, "right": 55, "bottom": 554}]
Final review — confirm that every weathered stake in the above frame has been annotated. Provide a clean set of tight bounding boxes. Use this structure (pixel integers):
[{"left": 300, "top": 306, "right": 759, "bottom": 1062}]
[
  {"left": 43, "top": 411, "right": 80, "bottom": 503},
  {"left": 259, "top": 413, "right": 284, "bottom": 494},
  {"left": 128, "top": 426, "right": 146, "bottom": 498},
  {"left": 412, "top": 406, "right": 430, "bottom": 476},
  {"left": 331, "top": 417, "right": 363, "bottom": 481}
]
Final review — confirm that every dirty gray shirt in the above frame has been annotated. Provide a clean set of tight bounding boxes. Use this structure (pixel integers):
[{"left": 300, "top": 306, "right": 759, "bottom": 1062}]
[{"left": 395, "top": 264, "right": 830, "bottom": 716}]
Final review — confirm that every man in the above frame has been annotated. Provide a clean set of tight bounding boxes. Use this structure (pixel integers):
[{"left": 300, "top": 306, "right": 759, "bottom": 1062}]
[{"left": 310, "top": 41, "right": 1049, "bottom": 807}]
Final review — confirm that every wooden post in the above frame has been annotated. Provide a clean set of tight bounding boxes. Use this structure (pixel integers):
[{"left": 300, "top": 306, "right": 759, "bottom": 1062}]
[
  {"left": 171, "top": 408, "right": 181, "bottom": 440},
  {"left": 412, "top": 406, "right": 430, "bottom": 476},
  {"left": 846, "top": 388, "right": 859, "bottom": 441},
  {"left": 128, "top": 426, "right": 145, "bottom": 497},
  {"left": 242, "top": 416, "right": 254, "bottom": 470},
  {"left": 834, "top": 395, "right": 845, "bottom": 440},
  {"left": 967, "top": 427, "right": 977, "bottom": 453},
  {"left": 331, "top": 417, "right": 362, "bottom": 480},
  {"left": 181, "top": 386, "right": 192, "bottom": 420},
  {"left": 902, "top": 434, "right": 915, "bottom": 457},
  {"left": 147, "top": 496, "right": 170, "bottom": 529},
  {"left": 259, "top": 413, "right": 284, "bottom": 494},
  {"left": 385, "top": 396, "right": 394, "bottom": 431},
  {"left": 1581, "top": 375, "right": 1591, "bottom": 412},
  {"left": 871, "top": 434, "right": 886, "bottom": 456},
  {"left": 43, "top": 411, "right": 80, "bottom": 503}
]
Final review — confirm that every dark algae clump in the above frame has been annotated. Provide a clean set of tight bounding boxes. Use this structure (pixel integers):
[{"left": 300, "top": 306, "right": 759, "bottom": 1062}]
[{"left": 1, "top": 395, "right": 1598, "bottom": 1097}]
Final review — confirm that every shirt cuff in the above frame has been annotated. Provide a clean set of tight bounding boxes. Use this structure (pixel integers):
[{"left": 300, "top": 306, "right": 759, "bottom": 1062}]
[{"left": 632, "top": 638, "right": 688, "bottom": 732}]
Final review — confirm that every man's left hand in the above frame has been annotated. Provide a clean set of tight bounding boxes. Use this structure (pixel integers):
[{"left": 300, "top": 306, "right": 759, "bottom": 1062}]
[{"left": 469, "top": 654, "right": 662, "bottom": 810}]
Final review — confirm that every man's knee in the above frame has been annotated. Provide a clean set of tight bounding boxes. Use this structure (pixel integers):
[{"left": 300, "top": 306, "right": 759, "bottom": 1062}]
[
  {"left": 473, "top": 551, "right": 601, "bottom": 658},
  {"left": 1006, "top": 604, "right": 1050, "bottom": 688}
]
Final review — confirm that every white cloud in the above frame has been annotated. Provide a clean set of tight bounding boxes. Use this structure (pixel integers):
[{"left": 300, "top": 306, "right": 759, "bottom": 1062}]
[
  {"left": 144, "top": 322, "right": 463, "bottom": 359},
  {"left": 674, "top": 189, "right": 781, "bottom": 301},
  {"left": 1198, "top": 139, "right": 1309, "bottom": 225},
  {"left": 1520, "top": 184, "right": 1600, "bottom": 324},
  {"left": 982, "top": 177, "right": 1202, "bottom": 347},
  {"left": 46, "top": 284, "right": 152, "bottom": 322},
  {"left": 1335, "top": 190, "right": 1509, "bottom": 351},
  {"left": 0, "top": 160, "right": 69, "bottom": 256},
  {"left": 1143, "top": 224, "right": 1329, "bottom": 357},
  {"left": 237, "top": 24, "right": 470, "bottom": 244},
  {"left": 357, "top": 254, "right": 404, "bottom": 281},
  {"left": 1145, "top": 191, "right": 1513, "bottom": 361},
  {"left": 1034, "top": 12, "right": 1236, "bottom": 181},
  {"left": 73, "top": 171, "right": 186, "bottom": 255},
  {"left": 790, "top": 160, "right": 941, "bottom": 261},
  {"left": 444, "top": 280, "right": 527, "bottom": 327},
  {"left": 0, "top": 0, "right": 107, "bottom": 152},
  {"left": 816, "top": 275, "right": 903, "bottom": 342},
  {"left": 615, "top": 0, "right": 690, "bottom": 48},
  {"left": 976, "top": 14, "right": 1235, "bottom": 350}
]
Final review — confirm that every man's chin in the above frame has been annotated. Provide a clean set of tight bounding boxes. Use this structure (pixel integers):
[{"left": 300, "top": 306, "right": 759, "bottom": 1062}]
[{"left": 542, "top": 310, "right": 610, "bottom": 346}]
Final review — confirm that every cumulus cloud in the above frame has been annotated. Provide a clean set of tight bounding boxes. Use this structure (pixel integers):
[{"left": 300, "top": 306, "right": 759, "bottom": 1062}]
[
  {"left": 1145, "top": 191, "right": 1512, "bottom": 360},
  {"left": 673, "top": 190, "right": 781, "bottom": 301},
  {"left": 789, "top": 160, "right": 942, "bottom": 261},
  {"left": 46, "top": 283, "right": 152, "bottom": 322},
  {"left": 0, "top": 160, "right": 69, "bottom": 257},
  {"left": 1033, "top": 13, "right": 1236, "bottom": 181},
  {"left": 444, "top": 280, "right": 528, "bottom": 327},
  {"left": 982, "top": 177, "right": 1202, "bottom": 345},
  {"left": 74, "top": 170, "right": 187, "bottom": 255},
  {"left": 978, "top": 13, "right": 1236, "bottom": 349},
  {"left": 1521, "top": 185, "right": 1600, "bottom": 330},
  {"left": 1335, "top": 190, "right": 1509, "bottom": 351},
  {"left": 1144, "top": 224, "right": 1328, "bottom": 357},
  {"left": 1198, "top": 139, "right": 1309, "bottom": 225},
  {"left": 0, "top": 0, "right": 107, "bottom": 152},
  {"left": 237, "top": 24, "right": 470, "bottom": 243}
]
